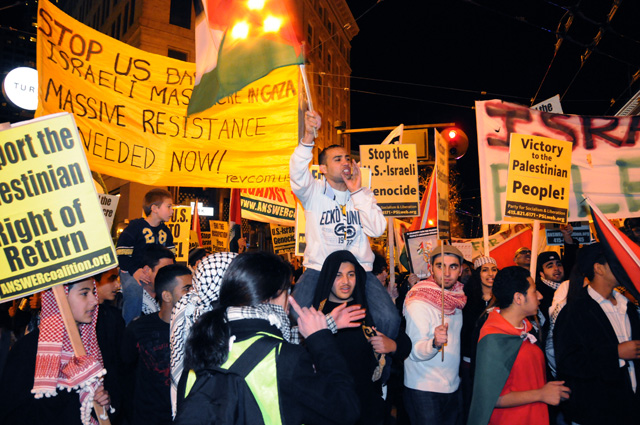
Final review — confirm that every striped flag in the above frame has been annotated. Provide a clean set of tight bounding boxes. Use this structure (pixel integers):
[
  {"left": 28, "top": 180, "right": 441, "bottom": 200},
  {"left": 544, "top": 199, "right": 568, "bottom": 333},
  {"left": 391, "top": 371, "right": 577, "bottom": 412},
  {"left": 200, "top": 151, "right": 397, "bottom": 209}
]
[
  {"left": 586, "top": 197, "right": 640, "bottom": 301},
  {"left": 188, "top": 0, "right": 304, "bottom": 115}
]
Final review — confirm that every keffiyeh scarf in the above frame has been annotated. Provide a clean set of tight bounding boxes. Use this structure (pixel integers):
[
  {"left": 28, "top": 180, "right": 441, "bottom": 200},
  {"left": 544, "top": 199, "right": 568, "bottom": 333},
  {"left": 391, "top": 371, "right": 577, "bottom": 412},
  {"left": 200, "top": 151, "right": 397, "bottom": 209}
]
[
  {"left": 141, "top": 288, "right": 160, "bottom": 315},
  {"left": 32, "top": 283, "right": 109, "bottom": 425},
  {"left": 404, "top": 277, "right": 467, "bottom": 315},
  {"left": 169, "top": 251, "right": 237, "bottom": 415},
  {"left": 226, "top": 303, "right": 293, "bottom": 343}
]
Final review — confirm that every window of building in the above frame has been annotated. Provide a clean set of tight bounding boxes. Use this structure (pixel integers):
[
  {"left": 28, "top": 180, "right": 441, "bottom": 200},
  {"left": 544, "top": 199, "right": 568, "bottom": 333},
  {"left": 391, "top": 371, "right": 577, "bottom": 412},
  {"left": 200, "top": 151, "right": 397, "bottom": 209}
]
[
  {"left": 116, "top": 14, "right": 121, "bottom": 39},
  {"left": 307, "top": 23, "right": 313, "bottom": 46},
  {"left": 168, "top": 49, "right": 188, "bottom": 61},
  {"left": 327, "top": 53, "right": 332, "bottom": 73},
  {"left": 123, "top": 4, "right": 129, "bottom": 35},
  {"left": 129, "top": 0, "right": 136, "bottom": 26},
  {"left": 170, "top": 0, "right": 191, "bottom": 29}
]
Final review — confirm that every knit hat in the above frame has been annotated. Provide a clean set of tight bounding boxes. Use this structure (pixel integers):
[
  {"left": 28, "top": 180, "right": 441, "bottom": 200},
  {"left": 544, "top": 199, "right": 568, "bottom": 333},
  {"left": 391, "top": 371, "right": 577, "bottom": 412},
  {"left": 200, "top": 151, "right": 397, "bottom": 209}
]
[
  {"left": 429, "top": 245, "right": 464, "bottom": 263},
  {"left": 474, "top": 256, "right": 497, "bottom": 269}
]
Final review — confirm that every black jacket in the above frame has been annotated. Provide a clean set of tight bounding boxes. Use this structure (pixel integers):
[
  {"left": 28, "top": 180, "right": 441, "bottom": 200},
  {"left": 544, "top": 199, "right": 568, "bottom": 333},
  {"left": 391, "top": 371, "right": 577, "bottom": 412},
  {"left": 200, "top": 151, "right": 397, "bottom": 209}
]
[
  {"left": 178, "top": 319, "right": 360, "bottom": 425},
  {"left": 554, "top": 287, "right": 640, "bottom": 425}
]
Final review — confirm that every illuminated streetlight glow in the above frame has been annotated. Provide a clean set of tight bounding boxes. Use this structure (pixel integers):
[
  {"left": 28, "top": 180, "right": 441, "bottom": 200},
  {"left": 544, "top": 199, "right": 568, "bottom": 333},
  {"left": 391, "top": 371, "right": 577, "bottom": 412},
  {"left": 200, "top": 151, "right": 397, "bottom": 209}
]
[
  {"left": 448, "top": 129, "right": 457, "bottom": 139},
  {"left": 248, "top": 0, "right": 265, "bottom": 10},
  {"left": 231, "top": 21, "right": 250, "bottom": 39},
  {"left": 263, "top": 16, "right": 282, "bottom": 33}
]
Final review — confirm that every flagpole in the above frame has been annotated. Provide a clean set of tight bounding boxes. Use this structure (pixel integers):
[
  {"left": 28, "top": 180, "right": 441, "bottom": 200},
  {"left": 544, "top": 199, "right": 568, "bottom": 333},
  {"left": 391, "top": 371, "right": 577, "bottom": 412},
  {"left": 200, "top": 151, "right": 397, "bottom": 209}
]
[
  {"left": 441, "top": 240, "right": 445, "bottom": 361},
  {"left": 483, "top": 224, "right": 490, "bottom": 257},
  {"left": 530, "top": 220, "right": 541, "bottom": 280},
  {"left": 299, "top": 65, "right": 317, "bottom": 138},
  {"left": 388, "top": 218, "right": 396, "bottom": 291}
]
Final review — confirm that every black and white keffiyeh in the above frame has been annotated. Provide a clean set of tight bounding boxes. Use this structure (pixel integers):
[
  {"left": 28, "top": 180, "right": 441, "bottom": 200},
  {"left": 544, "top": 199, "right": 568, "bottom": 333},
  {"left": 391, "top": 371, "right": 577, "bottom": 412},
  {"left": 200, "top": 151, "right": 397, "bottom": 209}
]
[
  {"left": 227, "top": 303, "right": 294, "bottom": 343},
  {"left": 169, "top": 251, "right": 237, "bottom": 415},
  {"left": 141, "top": 289, "right": 160, "bottom": 315}
]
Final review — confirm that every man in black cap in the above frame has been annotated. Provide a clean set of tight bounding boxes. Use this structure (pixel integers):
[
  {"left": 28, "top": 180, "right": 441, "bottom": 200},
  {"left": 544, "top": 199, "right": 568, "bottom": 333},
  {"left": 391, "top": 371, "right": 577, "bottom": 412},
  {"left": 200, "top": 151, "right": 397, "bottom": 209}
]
[{"left": 535, "top": 251, "right": 565, "bottom": 324}]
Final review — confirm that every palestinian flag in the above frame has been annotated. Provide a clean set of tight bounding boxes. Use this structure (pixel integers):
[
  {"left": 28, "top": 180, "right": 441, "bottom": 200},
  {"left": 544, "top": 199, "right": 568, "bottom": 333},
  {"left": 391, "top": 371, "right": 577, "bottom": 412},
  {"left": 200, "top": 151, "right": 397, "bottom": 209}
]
[
  {"left": 188, "top": 0, "right": 304, "bottom": 116},
  {"left": 586, "top": 197, "right": 640, "bottom": 301}
]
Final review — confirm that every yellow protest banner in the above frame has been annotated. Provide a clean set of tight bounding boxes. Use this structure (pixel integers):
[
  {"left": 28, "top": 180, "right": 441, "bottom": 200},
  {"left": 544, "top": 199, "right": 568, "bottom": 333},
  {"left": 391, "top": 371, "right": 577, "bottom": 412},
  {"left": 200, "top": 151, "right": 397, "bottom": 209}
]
[
  {"left": 270, "top": 224, "right": 295, "bottom": 255},
  {"left": 241, "top": 187, "right": 297, "bottom": 225},
  {"left": 360, "top": 144, "right": 419, "bottom": 217},
  {"left": 166, "top": 206, "right": 191, "bottom": 262},
  {"left": 435, "top": 130, "right": 450, "bottom": 239},
  {"left": 0, "top": 113, "right": 117, "bottom": 303},
  {"left": 505, "top": 133, "right": 573, "bottom": 224},
  {"left": 35, "top": 0, "right": 299, "bottom": 188},
  {"left": 209, "top": 220, "right": 229, "bottom": 252}
]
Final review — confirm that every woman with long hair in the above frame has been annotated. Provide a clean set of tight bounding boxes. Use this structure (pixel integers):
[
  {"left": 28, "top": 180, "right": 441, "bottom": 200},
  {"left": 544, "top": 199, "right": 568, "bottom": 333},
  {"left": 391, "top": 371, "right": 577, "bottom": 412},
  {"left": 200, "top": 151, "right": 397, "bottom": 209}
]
[
  {"left": 174, "top": 251, "right": 359, "bottom": 425},
  {"left": 460, "top": 256, "right": 498, "bottom": 421}
]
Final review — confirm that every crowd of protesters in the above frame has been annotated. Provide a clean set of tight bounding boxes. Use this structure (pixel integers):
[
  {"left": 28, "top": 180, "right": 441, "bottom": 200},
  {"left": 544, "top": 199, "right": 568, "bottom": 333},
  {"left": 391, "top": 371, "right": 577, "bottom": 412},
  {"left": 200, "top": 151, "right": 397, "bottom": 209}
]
[{"left": 0, "top": 111, "right": 639, "bottom": 425}]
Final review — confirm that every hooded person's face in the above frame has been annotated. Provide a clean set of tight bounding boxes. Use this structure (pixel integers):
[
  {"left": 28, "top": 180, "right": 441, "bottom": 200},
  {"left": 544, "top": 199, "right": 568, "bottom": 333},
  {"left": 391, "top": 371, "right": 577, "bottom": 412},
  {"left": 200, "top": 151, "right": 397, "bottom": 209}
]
[{"left": 330, "top": 261, "right": 357, "bottom": 301}]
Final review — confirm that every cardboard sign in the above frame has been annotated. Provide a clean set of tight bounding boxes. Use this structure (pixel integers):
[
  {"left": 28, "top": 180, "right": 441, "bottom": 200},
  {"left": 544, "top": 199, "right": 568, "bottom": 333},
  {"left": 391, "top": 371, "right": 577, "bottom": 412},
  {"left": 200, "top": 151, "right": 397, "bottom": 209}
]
[
  {"left": 505, "top": 133, "right": 573, "bottom": 223},
  {"left": 209, "top": 220, "right": 229, "bottom": 252},
  {"left": 435, "top": 130, "right": 450, "bottom": 239},
  {"left": 0, "top": 113, "right": 117, "bottom": 302},
  {"left": 270, "top": 224, "right": 295, "bottom": 255},
  {"left": 200, "top": 231, "right": 212, "bottom": 252},
  {"left": 359, "top": 144, "right": 419, "bottom": 217},
  {"left": 166, "top": 206, "right": 191, "bottom": 262},
  {"left": 98, "top": 193, "right": 119, "bottom": 231}
]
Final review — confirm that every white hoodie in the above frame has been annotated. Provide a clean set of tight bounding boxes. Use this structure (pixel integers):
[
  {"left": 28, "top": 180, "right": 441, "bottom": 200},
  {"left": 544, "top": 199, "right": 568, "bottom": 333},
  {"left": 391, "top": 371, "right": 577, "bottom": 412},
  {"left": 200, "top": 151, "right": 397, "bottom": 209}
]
[{"left": 290, "top": 143, "right": 386, "bottom": 271}]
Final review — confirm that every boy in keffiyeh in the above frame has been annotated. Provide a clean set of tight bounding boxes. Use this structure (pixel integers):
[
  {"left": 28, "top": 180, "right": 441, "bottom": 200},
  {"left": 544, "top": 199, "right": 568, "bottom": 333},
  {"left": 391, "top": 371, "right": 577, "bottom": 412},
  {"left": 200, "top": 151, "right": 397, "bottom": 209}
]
[
  {"left": 0, "top": 278, "right": 114, "bottom": 425},
  {"left": 403, "top": 245, "right": 467, "bottom": 425}
]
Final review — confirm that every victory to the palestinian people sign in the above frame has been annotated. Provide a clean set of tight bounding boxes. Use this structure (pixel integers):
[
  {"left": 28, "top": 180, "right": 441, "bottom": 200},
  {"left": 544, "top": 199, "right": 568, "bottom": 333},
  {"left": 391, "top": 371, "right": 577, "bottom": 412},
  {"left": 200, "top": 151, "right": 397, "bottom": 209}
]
[
  {"left": 477, "top": 99, "right": 640, "bottom": 223},
  {"left": 0, "top": 113, "right": 117, "bottom": 303},
  {"left": 36, "top": 0, "right": 299, "bottom": 189},
  {"left": 505, "top": 133, "right": 572, "bottom": 223}
]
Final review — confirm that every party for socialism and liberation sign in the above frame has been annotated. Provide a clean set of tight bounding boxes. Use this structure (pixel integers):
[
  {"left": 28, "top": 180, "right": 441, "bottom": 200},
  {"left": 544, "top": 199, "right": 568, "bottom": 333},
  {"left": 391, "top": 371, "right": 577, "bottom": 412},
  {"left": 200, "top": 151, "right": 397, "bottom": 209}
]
[
  {"left": 477, "top": 99, "right": 640, "bottom": 223},
  {"left": 35, "top": 0, "right": 299, "bottom": 188},
  {"left": 0, "top": 113, "right": 117, "bottom": 303},
  {"left": 505, "top": 133, "right": 572, "bottom": 224}
]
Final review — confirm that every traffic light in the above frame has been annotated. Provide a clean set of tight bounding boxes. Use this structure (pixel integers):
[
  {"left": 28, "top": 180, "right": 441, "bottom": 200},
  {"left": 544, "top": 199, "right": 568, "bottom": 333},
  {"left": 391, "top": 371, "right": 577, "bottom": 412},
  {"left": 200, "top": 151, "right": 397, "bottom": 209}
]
[{"left": 441, "top": 127, "right": 469, "bottom": 159}]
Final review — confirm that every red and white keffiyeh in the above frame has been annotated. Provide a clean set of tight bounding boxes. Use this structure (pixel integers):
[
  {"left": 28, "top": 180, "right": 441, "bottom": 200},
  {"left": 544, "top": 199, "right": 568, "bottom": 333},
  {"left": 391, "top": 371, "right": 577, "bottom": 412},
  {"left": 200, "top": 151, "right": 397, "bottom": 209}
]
[
  {"left": 32, "top": 283, "right": 108, "bottom": 425},
  {"left": 405, "top": 277, "right": 467, "bottom": 315}
]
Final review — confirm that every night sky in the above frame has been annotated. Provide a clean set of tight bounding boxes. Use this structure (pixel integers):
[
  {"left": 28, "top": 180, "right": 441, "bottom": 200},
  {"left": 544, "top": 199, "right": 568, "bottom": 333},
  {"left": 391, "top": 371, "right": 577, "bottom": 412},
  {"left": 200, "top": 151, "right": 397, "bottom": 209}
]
[{"left": 344, "top": 0, "right": 640, "bottom": 236}]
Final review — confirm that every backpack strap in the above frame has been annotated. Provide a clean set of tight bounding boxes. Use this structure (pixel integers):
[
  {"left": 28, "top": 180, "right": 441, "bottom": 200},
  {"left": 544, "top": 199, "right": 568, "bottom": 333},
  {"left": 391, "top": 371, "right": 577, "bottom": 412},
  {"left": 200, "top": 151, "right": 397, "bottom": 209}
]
[{"left": 226, "top": 336, "right": 281, "bottom": 378}]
